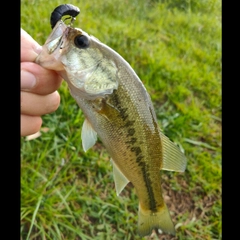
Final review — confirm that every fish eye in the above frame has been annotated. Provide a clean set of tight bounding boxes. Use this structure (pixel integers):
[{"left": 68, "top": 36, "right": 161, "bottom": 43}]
[{"left": 74, "top": 35, "right": 89, "bottom": 49}]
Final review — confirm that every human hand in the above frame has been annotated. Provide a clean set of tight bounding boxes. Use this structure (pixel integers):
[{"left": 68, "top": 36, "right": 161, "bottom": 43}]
[{"left": 21, "top": 29, "right": 62, "bottom": 136}]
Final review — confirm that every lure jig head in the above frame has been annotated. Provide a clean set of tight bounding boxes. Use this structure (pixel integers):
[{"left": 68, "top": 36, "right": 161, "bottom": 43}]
[{"left": 50, "top": 4, "right": 80, "bottom": 29}]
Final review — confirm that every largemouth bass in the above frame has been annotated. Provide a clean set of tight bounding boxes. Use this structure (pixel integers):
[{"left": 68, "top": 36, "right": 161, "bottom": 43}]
[{"left": 35, "top": 16, "right": 187, "bottom": 237}]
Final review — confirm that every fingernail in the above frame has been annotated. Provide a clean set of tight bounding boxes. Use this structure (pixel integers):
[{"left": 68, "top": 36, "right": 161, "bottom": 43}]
[
  {"left": 21, "top": 70, "right": 37, "bottom": 90},
  {"left": 34, "top": 45, "right": 42, "bottom": 55}
]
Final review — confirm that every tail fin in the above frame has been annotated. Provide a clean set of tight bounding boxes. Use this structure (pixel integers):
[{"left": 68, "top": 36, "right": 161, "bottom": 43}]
[{"left": 138, "top": 203, "right": 175, "bottom": 237}]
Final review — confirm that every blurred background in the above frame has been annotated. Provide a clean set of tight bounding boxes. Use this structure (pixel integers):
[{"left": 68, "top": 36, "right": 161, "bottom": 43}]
[{"left": 21, "top": 0, "right": 221, "bottom": 239}]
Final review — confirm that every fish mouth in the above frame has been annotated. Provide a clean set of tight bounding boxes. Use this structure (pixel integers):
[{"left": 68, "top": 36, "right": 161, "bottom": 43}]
[
  {"left": 35, "top": 21, "right": 74, "bottom": 69},
  {"left": 49, "top": 23, "right": 72, "bottom": 53},
  {"left": 43, "top": 20, "right": 78, "bottom": 56}
]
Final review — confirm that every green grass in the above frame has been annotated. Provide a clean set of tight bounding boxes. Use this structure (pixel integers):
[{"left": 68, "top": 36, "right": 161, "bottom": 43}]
[{"left": 21, "top": 0, "right": 221, "bottom": 239}]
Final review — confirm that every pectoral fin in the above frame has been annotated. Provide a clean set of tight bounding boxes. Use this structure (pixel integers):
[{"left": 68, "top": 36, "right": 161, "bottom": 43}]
[
  {"left": 160, "top": 132, "right": 187, "bottom": 172},
  {"left": 81, "top": 119, "right": 97, "bottom": 152},
  {"left": 110, "top": 159, "right": 130, "bottom": 196}
]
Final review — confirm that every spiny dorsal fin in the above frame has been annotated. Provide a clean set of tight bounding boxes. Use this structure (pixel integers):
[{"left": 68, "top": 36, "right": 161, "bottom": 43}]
[
  {"left": 81, "top": 119, "right": 97, "bottom": 152},
  {"left": 110, "top": 158, "right": 130, "bottom": 196},
  {"left": 160, "top": 131, "right": 187, "bottom": 172}
]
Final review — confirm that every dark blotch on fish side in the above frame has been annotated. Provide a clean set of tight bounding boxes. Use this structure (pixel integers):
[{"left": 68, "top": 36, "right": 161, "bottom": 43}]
[
  {"left": 125, "top": 137, "right": 137, "bottom": 145},
  {"left": 119, "top": 107, "right": 128, "bottom": 121},
  {"left": 131, "top": 146, "right": 142, "bottom": 156},
  {"left": 50, "top": 4, "right": 80, "bottom": 29},
  {"left": 123, "top": 120, "right": 135, "bottom": 128},
  {"left": 127, "top": 128, "right": 135, "bottom": 137},
  {"left": 136, "top": 155, "right": 144, "bottom": 163},
  {"left": 142, "top": 170, "right": 157, "bottom": 212}
]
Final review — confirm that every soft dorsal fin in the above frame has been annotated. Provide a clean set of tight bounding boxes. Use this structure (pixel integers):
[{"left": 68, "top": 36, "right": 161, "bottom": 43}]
[
  {"left": 160, "top": 131, "right": 187, "bottom": 172},
  {"left": 81, "top": 119, "right": 97, "bottom": 152},
  {"left": 110, "top": 158, "right": 130, "bottom": 196}
]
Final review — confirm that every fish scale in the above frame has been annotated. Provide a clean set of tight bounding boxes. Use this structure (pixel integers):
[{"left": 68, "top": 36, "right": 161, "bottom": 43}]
[{"left": 77, "top": 83, "right": 164, "bottom": 213}]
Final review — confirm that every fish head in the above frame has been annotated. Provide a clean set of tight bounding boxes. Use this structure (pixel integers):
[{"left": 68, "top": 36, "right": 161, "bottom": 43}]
[{"left": 36, "top": 20, "right": 119, "bottom": 100}]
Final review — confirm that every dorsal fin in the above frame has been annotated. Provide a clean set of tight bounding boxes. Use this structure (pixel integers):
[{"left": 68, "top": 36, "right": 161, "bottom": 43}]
[{"left": 160, "top": 131, "right": 187, "bottom": 172}]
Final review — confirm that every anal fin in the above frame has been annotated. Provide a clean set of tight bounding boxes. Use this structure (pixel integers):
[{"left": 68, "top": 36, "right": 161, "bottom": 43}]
[{"left": 110, "top": 159, "right": 130, "bottom": 196}]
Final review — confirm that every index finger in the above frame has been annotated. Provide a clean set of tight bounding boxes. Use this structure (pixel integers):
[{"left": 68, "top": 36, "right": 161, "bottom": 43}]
[{"left": 21, "top": 28, "right": 42, "bottom": 62}]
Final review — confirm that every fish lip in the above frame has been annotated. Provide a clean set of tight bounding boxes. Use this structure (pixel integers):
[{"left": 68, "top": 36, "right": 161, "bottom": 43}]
[
  {"left": 56, "top": 26, "right": 75, "bottom": 52},
  {"left": 59, "top": 27, "right": 70, "bottom": 49},
  {"left": 63, "top": 26, "right": 70, "bottom": 37}
]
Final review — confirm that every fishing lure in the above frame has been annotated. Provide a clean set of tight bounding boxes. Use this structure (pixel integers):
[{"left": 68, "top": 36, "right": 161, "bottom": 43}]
[{"left": 50, "top": 4, "right": 80, "bottom": 29}]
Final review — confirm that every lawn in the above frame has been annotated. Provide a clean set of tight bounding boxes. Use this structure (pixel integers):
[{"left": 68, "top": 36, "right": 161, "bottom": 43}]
[{"left": 21, "top": 0, "right": 222, "bottom": 239}]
